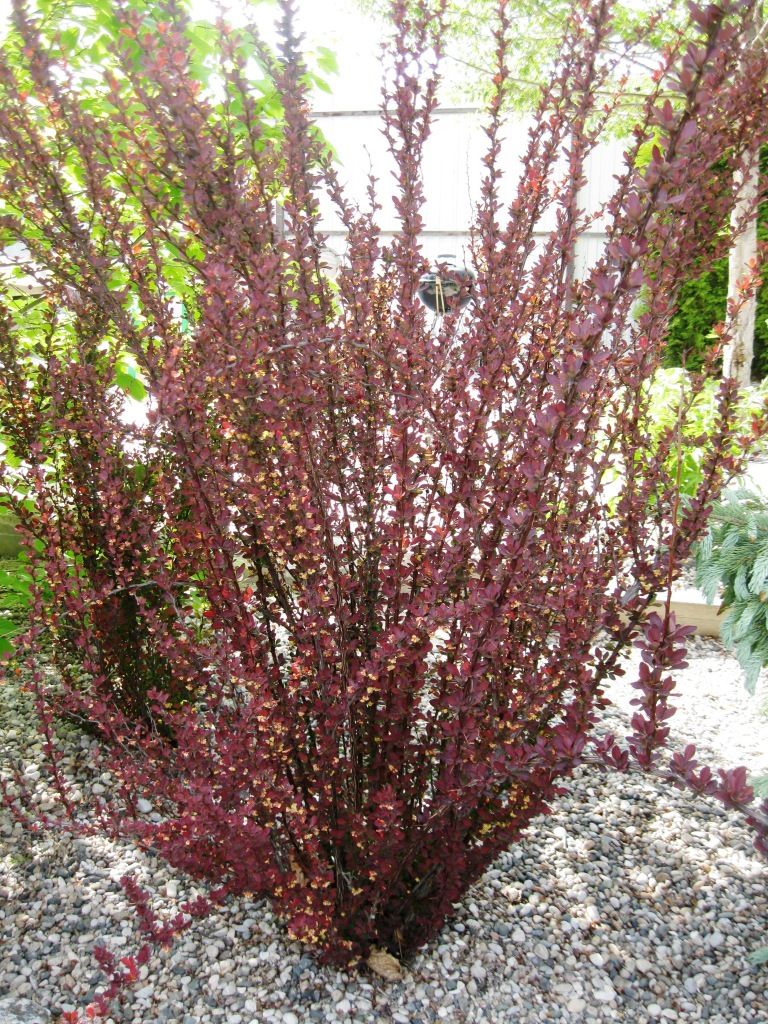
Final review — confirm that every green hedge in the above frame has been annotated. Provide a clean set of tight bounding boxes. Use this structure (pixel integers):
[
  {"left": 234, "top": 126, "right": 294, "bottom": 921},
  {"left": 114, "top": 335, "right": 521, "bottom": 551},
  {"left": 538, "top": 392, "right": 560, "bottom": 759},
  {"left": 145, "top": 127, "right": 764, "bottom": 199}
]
[
  {"left": 0, "top": 512, "right": 21, "bottom": 557},
  {"left": 665, "top": 148, "right": 768, "bottom": 379}
]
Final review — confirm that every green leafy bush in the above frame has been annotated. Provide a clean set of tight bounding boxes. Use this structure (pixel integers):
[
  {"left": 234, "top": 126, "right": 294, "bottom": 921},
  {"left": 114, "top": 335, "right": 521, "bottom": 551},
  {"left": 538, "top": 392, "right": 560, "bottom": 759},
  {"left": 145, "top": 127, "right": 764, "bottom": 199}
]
[
  {"left": 0, "top": 509, "right": 20, "bottom": 557},
  {"left": 0, "top": 554, "right": 31, "bottom": 656},
  {"left": 641, "top": 368, "right": 767, "bottom": 500}
]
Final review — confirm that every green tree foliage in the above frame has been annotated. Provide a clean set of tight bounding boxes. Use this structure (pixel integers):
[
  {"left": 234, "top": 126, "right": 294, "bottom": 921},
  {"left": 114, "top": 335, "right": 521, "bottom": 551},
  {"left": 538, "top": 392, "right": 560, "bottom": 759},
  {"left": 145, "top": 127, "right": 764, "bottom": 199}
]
[{"left": 358, "top": 0, "right": 692, "bottom": 108}]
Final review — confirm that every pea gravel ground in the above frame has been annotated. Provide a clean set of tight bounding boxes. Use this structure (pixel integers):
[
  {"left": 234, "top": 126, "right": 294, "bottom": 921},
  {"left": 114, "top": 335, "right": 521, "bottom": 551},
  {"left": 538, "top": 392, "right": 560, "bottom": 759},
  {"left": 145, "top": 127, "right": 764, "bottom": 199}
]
[{"left": 1, "top": 635, "right": 767, "bottom": 1024}]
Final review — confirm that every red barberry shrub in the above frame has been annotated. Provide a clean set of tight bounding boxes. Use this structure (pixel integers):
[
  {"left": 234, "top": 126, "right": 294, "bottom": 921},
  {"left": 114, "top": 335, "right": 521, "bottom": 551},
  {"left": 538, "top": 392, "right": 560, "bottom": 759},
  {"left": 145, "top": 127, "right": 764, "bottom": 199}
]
[{"left": 1, "top": 0, "right": 768, "bottom": 964}]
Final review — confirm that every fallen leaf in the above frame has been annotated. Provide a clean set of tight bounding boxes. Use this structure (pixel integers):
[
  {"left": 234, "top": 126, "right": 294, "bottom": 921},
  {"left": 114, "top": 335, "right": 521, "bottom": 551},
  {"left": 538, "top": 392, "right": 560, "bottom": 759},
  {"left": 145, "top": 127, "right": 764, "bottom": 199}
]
[
  {"left": 367, "top": 947, "right": 403, "bottom": 981},
  {"left": 288, "top": 854, "right": 307, "bottom": 886}
]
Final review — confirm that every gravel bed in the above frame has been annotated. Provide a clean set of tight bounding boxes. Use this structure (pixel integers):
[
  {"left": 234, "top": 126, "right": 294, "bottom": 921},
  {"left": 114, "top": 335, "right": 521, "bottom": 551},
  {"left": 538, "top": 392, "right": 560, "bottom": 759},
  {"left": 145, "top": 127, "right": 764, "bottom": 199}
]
[{"left": 1, "top": 638, "right": 767, "bottom": 1024}]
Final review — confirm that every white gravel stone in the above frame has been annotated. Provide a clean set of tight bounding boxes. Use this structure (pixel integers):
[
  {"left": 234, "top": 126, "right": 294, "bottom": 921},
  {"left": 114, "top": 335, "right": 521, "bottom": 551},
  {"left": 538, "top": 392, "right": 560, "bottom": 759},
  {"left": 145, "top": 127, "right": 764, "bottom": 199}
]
[
  {"left": 470, "top": 961, "right": 487, "bottom": 984},
  {"left": 583, "top": 905, "right": 600, "bottom": 925},
  {"left": 593, "top": 985, "right": 617, "bottom": 1003}
]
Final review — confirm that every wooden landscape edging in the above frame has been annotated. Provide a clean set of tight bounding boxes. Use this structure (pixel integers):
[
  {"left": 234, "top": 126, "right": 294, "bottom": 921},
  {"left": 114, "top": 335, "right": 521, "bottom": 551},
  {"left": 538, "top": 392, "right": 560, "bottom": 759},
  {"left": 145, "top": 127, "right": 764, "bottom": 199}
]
[{"left": 651, "top": 595, "right": 722, "bottom": 638}]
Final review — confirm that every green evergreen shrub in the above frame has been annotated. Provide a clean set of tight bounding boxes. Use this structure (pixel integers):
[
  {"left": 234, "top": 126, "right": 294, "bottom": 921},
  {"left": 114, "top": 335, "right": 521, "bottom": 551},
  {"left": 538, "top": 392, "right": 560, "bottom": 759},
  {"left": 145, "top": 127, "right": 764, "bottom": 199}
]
[
  {"left": 695, "top": 486, "right": 768, "bottom": 691},
  {"left": 695, "top": 488, "right": 768, "bottom": 972}
]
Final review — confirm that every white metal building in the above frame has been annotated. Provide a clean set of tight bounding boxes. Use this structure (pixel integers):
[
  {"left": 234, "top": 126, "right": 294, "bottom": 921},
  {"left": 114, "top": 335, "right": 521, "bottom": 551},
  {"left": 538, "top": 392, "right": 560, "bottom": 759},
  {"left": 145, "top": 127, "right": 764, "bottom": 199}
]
[{"left": 314, "top": 107, "right": 629, "bottom": 280}]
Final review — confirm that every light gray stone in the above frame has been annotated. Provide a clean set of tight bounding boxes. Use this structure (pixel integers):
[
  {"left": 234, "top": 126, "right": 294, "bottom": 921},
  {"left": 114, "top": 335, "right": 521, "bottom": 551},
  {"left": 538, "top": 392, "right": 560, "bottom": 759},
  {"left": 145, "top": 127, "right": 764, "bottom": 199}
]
[
  {"left": 470, "top": 961, "right": 486, "bottom": 984},
  {"left": 0, "top": 999, "right": 51, "bottom": 1024},
  {"left": 593, "top": 985, "right": 617, "bottom": 1003}
]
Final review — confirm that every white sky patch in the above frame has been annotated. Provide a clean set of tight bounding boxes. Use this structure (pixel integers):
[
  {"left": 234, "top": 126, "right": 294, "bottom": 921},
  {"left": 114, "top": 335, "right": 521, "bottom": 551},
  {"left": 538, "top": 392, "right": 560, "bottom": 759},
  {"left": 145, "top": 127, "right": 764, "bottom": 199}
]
[
  {"left": 0, "top": 0, "right": 389, "bottom": 110},
  {"left": 190, "top": 0, "right": 387, "bottom": 110}
]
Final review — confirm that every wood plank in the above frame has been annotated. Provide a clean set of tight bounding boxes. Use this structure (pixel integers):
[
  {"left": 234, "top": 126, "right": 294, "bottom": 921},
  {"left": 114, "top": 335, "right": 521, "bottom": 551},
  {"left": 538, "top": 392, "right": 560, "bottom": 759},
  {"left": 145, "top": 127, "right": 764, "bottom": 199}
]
[{"left": 652, "top": 598, "right": 722, "bottom": 638}]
